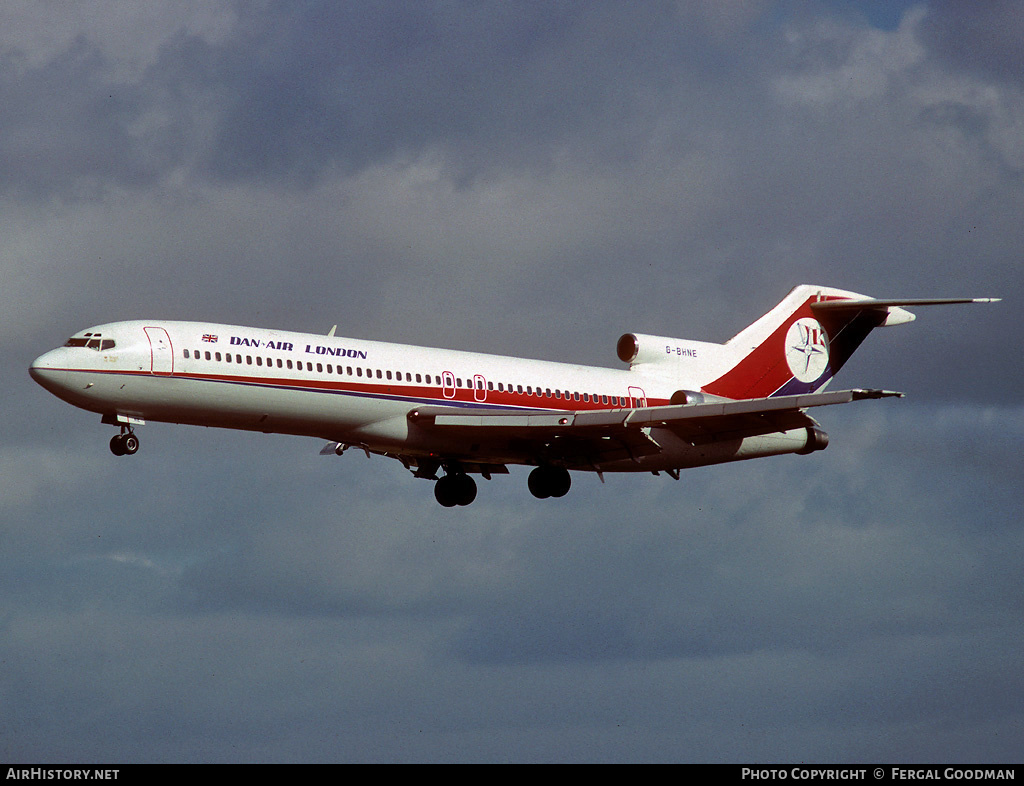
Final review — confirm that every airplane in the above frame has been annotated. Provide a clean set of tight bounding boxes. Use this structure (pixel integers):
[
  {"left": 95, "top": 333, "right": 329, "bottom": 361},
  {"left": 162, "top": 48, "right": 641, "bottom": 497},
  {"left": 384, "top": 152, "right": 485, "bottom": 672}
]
[{"left": 29, "top": 285, "right": 998, "bottom": 507}]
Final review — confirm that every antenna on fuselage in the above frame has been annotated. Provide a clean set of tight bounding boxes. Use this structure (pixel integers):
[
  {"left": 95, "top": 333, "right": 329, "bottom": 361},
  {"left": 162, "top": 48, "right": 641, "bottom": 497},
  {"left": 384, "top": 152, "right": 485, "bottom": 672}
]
[{"left": 327, "top": 325, "right": 337, "bottom": 337}]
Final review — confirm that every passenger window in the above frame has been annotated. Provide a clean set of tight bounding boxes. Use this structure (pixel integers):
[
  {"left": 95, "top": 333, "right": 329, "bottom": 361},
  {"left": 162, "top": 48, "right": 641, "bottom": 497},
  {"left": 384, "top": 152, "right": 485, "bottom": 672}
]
[
  {"left": 246, "top": 356, "right": 252, "bottom": 365},
  {"left": 205, "top": 351, "right": 212, "bottom": 361},
  {"left": 317, "top": 363, "right": 323, "bottom": 373},
  {"left": 278, "top": 359, "right": 283, "bottom": 368},
  {"left": 184, "top": 349, "right": 190, "bottom": 359},
  {"left": 215, "top": 352, "right": 222, "bottom": 361},
  {"left": 225, "top": 353, "right": 232, "bottom": 363}
]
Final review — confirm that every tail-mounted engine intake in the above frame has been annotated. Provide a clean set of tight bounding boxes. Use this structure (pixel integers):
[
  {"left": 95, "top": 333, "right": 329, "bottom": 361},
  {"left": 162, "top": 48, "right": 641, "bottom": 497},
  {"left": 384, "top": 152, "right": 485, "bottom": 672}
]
[
  {"left": 796, "top": 427, "right": 830, "bottom": 455},
  {"left": 669, "top": 390, "right": 710, "bottom": 405},
  {"left": 617, "top": 332, "right": 709, "bottom": 367}
]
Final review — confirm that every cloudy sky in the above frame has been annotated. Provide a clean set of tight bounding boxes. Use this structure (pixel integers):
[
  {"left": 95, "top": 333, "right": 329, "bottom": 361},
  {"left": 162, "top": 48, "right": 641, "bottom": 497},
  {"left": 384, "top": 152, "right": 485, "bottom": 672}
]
[{"left": 3, "top": 0, "right": 1021, "bottom": 763}]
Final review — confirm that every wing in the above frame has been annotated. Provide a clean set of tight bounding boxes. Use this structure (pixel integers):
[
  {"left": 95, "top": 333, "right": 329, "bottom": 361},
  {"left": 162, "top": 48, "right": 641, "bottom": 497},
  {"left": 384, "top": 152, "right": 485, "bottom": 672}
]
[{"left": 407, "top": 388, "right": 902, "bottom": 468}]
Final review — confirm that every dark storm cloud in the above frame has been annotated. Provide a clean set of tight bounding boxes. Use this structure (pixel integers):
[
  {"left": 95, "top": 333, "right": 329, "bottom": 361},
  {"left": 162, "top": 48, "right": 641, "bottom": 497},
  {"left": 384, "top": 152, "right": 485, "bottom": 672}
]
[
  {"left": 920, "top": 0, "right": 1024, "bottom": 86},
  {"left": 0, "top": 39, "right": 158, "bottom": 198},
  {"left": 172, "top": 0, "right": 744, "bottom": 185},
  {"left": 4, "top": 404, "right": 1021, "bottom": 761},
  {"left": 0, "top": 2, "right": 763, "bottom": 195}
]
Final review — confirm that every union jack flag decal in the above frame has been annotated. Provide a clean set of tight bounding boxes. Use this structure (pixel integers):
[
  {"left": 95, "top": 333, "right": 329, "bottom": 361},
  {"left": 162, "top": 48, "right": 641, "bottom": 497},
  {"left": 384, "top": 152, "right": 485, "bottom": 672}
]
[{"left": 202, "top": 334, "right": 218, "bottom": 343}]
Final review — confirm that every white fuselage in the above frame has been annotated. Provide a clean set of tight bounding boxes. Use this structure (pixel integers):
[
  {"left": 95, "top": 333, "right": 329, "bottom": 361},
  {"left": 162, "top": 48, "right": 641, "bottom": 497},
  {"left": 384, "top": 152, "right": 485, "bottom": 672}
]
[{"left": 29, "top": 319, "right": 815, "bottom": 473}]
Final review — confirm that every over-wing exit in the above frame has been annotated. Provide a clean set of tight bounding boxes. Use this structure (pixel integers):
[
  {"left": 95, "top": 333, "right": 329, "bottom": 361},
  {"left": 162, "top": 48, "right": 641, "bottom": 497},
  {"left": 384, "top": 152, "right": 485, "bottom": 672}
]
[{"left": 30, "top": 285, "right": 998, "bottom": 506}]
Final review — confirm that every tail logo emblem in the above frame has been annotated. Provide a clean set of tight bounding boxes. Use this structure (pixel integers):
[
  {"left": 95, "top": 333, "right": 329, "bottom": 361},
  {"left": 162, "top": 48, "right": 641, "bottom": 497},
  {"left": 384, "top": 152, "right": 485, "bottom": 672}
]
[{"left": 785, "top": 318, "right": 829, "bottom": 382}]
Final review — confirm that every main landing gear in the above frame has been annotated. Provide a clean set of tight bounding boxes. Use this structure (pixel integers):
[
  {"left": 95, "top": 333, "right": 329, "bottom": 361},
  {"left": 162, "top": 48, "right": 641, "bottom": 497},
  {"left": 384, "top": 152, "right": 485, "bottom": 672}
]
[
  {"left": 430, "top": 465, "right": 572, "bottom": 507},
  {"left": 434, "top": 472, "right": 477, "bottom": 507},
  {"left": 527, "top": 466, "right": 571, "bottom": 499},
  {"left": 109, "top": 428, "right": 139, "bottom": 456}
]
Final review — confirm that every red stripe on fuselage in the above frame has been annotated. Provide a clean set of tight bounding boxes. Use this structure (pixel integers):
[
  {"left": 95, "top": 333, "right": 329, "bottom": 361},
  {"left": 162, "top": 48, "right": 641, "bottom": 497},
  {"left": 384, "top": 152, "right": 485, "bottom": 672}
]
[{"left": 63, "top": 366, "right": 666, "bottom": 413}]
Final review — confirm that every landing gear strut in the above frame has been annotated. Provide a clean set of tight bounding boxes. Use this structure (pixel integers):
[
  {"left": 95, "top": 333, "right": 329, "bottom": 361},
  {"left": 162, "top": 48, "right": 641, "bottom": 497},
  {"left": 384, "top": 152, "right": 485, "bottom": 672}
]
[
  {"left": 528, "top": 466, "right": 571, "bottom": 499},
  {"left": 109, "top": 428, "right": 139, "bottom": 456},
  {"left": 434, "top": 472, "right": 477, "bottom": 507}
]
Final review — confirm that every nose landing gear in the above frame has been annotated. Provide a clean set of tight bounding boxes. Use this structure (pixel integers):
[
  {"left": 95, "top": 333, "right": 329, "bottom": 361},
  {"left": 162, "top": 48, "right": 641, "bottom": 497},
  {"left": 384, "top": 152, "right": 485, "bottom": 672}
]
[{"left": 109, "top": 428, "right": 139, "bottom": 456}]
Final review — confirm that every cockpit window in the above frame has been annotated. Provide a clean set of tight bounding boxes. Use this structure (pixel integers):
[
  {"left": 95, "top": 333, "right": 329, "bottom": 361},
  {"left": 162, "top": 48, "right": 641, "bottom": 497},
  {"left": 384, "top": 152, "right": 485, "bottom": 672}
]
[{"left": 64, "top": 332, "right": 115, "bottom": 351}]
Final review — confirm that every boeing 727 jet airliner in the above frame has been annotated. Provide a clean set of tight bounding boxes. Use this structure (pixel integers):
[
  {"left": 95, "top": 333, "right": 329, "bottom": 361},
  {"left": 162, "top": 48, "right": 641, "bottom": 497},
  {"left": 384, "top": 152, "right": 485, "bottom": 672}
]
[{"left": 30, "top": 285, "right": 997, "bottom": 506}]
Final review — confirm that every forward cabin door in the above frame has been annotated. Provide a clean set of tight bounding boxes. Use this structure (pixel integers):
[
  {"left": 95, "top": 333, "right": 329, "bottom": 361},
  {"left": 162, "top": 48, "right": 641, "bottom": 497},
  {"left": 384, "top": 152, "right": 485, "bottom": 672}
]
[{"left": 144, "top": 326, "right": 174, "bottom": 376}]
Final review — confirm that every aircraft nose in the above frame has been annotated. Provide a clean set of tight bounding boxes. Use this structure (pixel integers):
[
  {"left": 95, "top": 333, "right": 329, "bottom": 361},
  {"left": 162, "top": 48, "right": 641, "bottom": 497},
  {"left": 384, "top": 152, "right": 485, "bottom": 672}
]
[{"left": 29, "top": 349, "right": 69, "bottom": 392}]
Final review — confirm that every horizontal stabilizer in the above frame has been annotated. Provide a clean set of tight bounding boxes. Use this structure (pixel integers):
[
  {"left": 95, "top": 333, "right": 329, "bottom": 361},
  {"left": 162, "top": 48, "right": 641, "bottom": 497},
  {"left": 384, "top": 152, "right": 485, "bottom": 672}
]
[
  {"left": 811, "top": 297, "right": 1000, "bottom": 312},
  {"left": 811, "top": 296, "right": 1000, "bottom": 328}
]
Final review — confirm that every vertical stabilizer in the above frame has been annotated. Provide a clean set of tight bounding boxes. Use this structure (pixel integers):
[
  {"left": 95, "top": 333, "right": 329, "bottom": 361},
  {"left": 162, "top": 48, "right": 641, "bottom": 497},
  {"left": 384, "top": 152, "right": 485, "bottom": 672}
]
[{"left": 700, "top": 286, "right": 1000, "bottom": 400}]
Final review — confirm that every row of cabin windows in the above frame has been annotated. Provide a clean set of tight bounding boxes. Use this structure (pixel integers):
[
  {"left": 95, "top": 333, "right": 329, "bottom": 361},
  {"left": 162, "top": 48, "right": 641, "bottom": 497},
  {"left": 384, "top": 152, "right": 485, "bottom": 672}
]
[
  {"left": 182, "top": 348, "right": 630, "bottom": 407},
  {"left": 185, "top": 348, "right": 446, "bottom": 385}
]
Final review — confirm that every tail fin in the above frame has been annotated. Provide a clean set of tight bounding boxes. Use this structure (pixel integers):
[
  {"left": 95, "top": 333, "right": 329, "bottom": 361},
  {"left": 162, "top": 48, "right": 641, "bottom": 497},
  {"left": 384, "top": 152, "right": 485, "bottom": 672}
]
[{"left": 701, "top": 285, "right": 999, "bottom": 400}]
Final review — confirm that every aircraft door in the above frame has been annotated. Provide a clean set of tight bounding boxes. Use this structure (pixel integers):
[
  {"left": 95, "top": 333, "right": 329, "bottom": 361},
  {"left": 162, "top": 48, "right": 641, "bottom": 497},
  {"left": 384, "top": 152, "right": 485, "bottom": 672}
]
[
  {"left": 628, "top": 386, "right": 647, "bottom": 408},
  {"left": 442, "top": 371, "right": 456, "bottom": 399},
  {"left": 144, "top": 326, "right": 174, "bottom": 376},
  {"left": 473, "top": 374, "right": 487, "bottom": 402}
]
